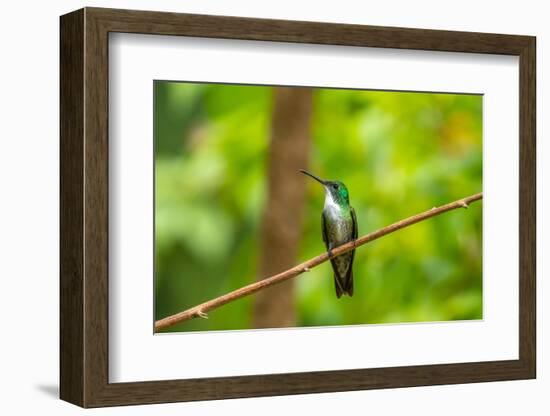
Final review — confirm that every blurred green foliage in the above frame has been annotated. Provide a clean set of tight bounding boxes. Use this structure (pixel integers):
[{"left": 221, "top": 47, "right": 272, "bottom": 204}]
[{"left": 154, "top": 81, "right": 482, "bottom": 332}]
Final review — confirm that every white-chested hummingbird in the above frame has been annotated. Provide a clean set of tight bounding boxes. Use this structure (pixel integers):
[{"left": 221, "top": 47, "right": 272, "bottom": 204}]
[{"left": 300, "top": 170, "right": 357, "bottom": 298}]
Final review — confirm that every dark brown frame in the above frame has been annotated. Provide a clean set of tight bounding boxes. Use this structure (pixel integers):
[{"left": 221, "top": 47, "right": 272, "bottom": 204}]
[{"left": 60, "top": 7, "right": 536, "bottom": 408}]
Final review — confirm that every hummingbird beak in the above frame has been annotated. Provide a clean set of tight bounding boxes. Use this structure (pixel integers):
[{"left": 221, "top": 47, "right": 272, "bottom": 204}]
[{"left": 299, "top": 169, "right": 326, "bottom": 185}]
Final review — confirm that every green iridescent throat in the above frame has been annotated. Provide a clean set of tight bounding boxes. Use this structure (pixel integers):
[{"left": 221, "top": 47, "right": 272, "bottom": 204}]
[{"left": 328, "top": 181, "right": 350, "bottom": 207}]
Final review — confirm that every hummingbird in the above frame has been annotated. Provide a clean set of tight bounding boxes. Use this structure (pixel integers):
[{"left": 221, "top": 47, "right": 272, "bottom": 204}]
[{"left": 300, "top": 170, "right": 357, "bottom": 298}]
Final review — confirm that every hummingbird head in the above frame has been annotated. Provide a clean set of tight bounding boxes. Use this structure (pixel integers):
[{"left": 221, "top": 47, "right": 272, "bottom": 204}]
[{"left": 300, "top": 170, "right": 350, "bottom": 206}]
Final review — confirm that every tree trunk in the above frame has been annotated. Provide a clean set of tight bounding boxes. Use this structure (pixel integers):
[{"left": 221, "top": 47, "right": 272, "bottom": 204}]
[{"left": 253, "top": 87, "right": 313, "bottom": 328}]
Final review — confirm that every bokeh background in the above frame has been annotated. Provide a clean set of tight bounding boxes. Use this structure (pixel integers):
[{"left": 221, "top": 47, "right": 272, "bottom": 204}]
[{"left": 154, "top": 81, "right": 482, "bottom": 333}]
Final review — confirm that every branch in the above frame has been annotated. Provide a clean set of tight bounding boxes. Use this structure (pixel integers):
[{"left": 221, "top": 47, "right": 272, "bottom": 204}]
[{"left": 155, "top": 192, "right": 482, "bottom": 331}]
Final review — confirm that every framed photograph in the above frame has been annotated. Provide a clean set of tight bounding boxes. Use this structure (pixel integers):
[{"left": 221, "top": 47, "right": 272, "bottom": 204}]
[{"left": 60, "top": 7, "right": 536, "bottom": 407}]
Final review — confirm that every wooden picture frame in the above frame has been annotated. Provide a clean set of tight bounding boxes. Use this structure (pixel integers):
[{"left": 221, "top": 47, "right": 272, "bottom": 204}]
[{"left": 60, "top": 7, "right": 536, "bottom": 408}]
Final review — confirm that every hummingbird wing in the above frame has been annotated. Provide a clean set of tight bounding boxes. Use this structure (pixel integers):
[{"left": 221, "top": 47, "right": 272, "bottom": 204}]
[
  {"left": 343, "top": 206, "right": 358, "bottom": 297},
  {"left": 351, "top": 206, "right": 358, "bottom": 240},
  {"left": 322, "top": 211, "right": 346, "bottom": 298}
]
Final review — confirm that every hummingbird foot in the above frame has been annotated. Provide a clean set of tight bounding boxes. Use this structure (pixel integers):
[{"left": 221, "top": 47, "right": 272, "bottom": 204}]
[
  {"left": 327, "top": 249, "right": 334, "bottom": 259},
  {"left": 196, "top": 310, "right": 209, "bottom": 319}
]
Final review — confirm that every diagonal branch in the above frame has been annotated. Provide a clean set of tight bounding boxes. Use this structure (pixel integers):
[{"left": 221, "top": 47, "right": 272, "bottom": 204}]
[{"left": 155, "top": 192, "right": 482, "bottom": 331}]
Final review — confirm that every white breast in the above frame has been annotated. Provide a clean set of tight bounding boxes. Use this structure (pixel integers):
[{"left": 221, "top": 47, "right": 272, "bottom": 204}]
[
  {"left": 324, "top": 192, "right": 348, "bottom": 244},
  {"left": 324, "top": 191, "right": 341, "bottom": 215}
]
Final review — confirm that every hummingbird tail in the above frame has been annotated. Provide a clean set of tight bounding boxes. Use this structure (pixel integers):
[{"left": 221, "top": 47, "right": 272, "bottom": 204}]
[
  {"left": 329, "top": 249, "right": 355, "bottom": 298},
  {"left": 334, "top": 278, "right": 344, "bottom": 298},
  {"left": 333, "top": 271, "right": 353, "bottom": 298},
  {"left": 345, "top": 271, "right": 354, "bottom": 297}
]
